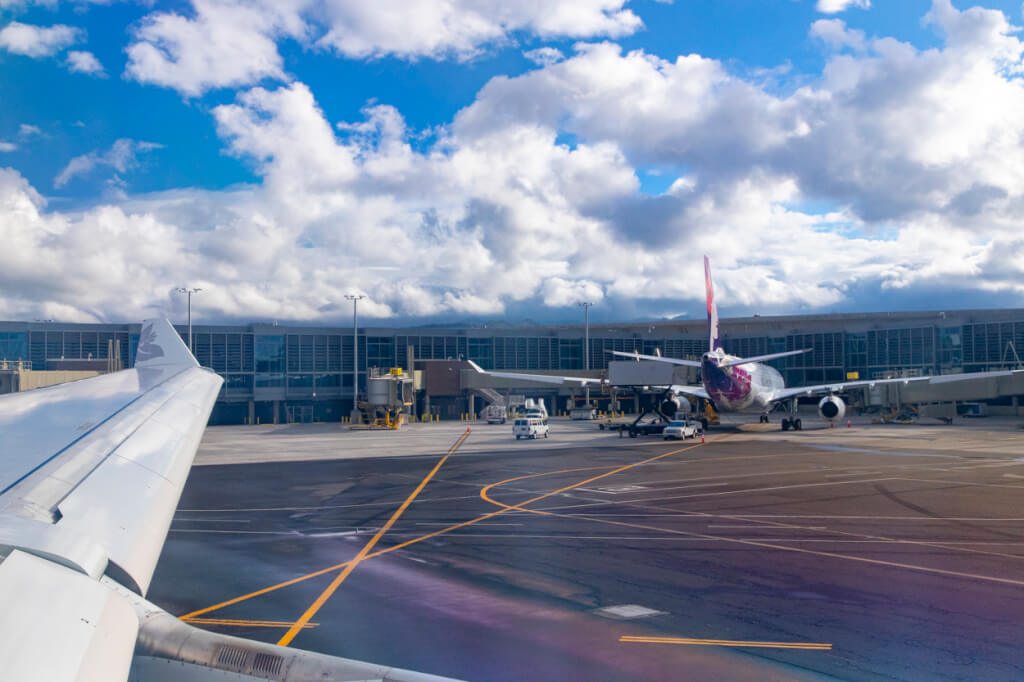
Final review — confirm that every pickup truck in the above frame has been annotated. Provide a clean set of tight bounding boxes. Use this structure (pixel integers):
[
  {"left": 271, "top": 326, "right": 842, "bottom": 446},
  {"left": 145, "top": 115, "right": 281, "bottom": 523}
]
[{"left": 663, "top": 420, "right": 701, "bottom": 440}]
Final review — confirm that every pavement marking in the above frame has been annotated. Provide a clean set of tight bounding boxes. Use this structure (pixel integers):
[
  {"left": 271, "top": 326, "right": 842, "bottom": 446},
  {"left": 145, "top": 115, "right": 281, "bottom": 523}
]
[
  {"left": 276, "top": 430, "right": 470, "bottom": 647},
  {"left": 180, "top": 439, "right": 712, "bottom": 620},
  {"left": 619, "top": 636, "right": 832, "bottom": 651},
  {"left": 177, "top": 493, "right": 486, "bottom": 513},
  {"left": 414, "top": 522, "right": 524, "bottom": 526},
  {"left": 515, "top": 506, "right": 1024, "bottom": 588},
  {"left": 706, "top": 525, "right": 828, "bottom": 530},
  {"left": 535, "top": 477, "right": 902, "bottom": 511},
  {"left": 181, "top": 618, "right": 319, "bottom": 629}
]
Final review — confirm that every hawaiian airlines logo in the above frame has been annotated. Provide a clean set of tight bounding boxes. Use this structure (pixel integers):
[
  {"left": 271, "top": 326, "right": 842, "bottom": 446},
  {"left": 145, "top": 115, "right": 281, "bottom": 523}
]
[{"left": 135, "top": 322, "right": 165, "bottom": 363}]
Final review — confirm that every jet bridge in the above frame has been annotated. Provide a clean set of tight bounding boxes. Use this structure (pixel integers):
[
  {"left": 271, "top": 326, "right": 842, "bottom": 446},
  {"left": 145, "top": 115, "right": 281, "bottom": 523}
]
[{"left": 606, "top": 360, "right": 698, "bottom": 387}]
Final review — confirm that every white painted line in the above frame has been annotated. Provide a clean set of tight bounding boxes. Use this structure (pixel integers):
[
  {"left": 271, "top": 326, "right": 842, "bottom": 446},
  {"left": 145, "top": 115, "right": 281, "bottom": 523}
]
[{"left": 707, "top": 525, "right": 828, "bottom": 530}]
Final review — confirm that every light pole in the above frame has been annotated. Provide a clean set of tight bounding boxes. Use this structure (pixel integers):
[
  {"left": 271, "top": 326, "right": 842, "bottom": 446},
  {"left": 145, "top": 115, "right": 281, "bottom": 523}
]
[
  {"left": 344, "top": 294, "right": 365, "bottom": 421},
  {"left": 579, "top": 301, "right": 593, "bottom": 411},
  {"left": 176, "top": 287, "right": 202, "bottom": 352}
]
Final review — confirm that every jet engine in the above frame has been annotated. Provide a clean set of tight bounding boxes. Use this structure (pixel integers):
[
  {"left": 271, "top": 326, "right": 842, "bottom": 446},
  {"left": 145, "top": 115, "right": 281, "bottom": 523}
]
[
  {"left": 661, "top": 395, "right": 692, "bottom": 418},
  {"left": 817, "top": 395, "right": 846, "bottom": 421}
]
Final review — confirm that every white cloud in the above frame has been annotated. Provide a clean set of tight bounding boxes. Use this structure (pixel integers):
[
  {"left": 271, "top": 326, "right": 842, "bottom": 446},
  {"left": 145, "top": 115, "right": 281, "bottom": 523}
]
[
  {"left": 125, "top": 0, "right": 302, "bottom": 97},
  {"left": 55, "top": 139, "right": 163, "bottom": 188},
  {"left": 125, "top": 0, "right": 643, "bottom": 95},
  {"left": 524, "top": 46, "right": 565, "bottom": 66},
  {"left": 0, "top": 142, "right": 16, "bottom": 152},
  {"left": 18, "top": 124, "right": 41, "bottom": 138},
  {"left": 816, "top": 0, "right": 870, "bottom": 13},
  {"left": 0, "top": 22, "right": 81, "bottom": 58},
  {"left": 314, "top": 0, "right": 641, "bottom": 60},
  {"left": 810, "top": 18, "right": 866, "bottom": 51},
  {"left": 65, "top": 50, "right": 105, "bottom": 76},
  {"left": 5, "top": 2, "right": 1024, "bottom": 323}
]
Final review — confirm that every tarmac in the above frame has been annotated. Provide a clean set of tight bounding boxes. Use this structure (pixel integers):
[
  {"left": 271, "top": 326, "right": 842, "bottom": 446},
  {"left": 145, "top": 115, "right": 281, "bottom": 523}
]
[{"left": 148, "top": 415, "right": 1024, "bottom": 681}]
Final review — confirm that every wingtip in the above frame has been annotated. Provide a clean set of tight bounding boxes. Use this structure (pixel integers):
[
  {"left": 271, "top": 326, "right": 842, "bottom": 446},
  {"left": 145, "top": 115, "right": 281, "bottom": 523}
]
[{"left": 135, "top": 318, "right": 199, "bottom": 369}]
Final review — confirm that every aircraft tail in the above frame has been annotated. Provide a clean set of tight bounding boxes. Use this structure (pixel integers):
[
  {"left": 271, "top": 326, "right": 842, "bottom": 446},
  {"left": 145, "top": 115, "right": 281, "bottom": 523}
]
[{"left": 704, "top": 255, "right": 722, "bottom": 352}]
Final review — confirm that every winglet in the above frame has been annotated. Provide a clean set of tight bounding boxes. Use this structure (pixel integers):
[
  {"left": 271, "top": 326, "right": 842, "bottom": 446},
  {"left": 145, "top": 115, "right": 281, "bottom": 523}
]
[{"left": 135, "top": 318, "right": 199, "bottom": 369}]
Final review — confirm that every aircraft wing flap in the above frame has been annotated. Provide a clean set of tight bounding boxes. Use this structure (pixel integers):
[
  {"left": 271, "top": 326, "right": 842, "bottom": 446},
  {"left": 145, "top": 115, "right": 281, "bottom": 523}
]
[
  {"left": 56, "top": 366, "right": 222, "bottom": 595},
  {"left": 0, "top": 549, "right": 137, "bottom": 682}
]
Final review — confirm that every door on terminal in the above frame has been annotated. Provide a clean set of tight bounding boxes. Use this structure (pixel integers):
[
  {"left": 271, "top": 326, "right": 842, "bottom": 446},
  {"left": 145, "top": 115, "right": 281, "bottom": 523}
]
[{"left": 287, "top": 405, "right": 312, "bottom": 423}]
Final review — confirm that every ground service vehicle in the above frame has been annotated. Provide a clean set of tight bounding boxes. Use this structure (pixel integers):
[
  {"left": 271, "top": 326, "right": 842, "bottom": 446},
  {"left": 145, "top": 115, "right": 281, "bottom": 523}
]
[
  {"left": 514, "top": 418, "right": 549, "bottom": 439},
  {"left": 483, "top": 404, "right": 506, "bottom": 424},
  {"left": 663, "top": 420, "right": 701, "bottom": 440}
]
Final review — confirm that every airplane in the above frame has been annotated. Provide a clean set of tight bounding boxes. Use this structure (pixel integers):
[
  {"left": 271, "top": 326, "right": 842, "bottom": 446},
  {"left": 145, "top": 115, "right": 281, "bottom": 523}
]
[
  {"left": 472, "top": 256, "right": 1023, "bottom": 431},
  {"left": 0, "top": 319, "right": 458, "bottom": 682}
]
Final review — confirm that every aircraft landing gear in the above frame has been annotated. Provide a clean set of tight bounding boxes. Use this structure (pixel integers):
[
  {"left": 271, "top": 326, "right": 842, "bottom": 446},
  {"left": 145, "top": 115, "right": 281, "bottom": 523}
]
[
  {"left": 781, "top": 399, "right": 801, "bottom": 431},
  {"left": 759, "top": 414, "right": 769, "bottom": 423},
  {"left": 700, "top": 418, "right": 708, "bottom": 432}
]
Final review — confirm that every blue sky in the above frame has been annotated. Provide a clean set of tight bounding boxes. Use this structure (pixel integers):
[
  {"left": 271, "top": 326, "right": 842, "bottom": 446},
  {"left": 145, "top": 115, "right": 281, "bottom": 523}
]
[{"left": 2, "top": 0, "right": 1024, "bottom": 325}]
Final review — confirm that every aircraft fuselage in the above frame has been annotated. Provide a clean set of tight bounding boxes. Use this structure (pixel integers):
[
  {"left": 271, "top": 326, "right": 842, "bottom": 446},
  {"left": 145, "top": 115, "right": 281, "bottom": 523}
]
[{"left": 701, "top": 351, "right": 785, "bottom": 413}]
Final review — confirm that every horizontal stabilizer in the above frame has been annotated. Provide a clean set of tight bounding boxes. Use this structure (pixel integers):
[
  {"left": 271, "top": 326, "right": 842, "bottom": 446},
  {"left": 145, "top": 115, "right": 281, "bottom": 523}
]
[
  {"left": 606, "top": 350, "right": 702, "bottom": 367},
  {"left": 719, "top": 348, "right": 810, "bottom": 367}
]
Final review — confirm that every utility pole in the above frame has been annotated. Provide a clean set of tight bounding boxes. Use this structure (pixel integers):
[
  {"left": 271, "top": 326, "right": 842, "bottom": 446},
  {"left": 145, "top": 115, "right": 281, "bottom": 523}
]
[
  {"left": 176, "top": 287, "right": 202, "bottom": 353},
  {"left": 344, "top": 294, "right": 365, "bottom": 422},
  {"left": 579, "top": 301, "right": 593, "bottom": 411}
]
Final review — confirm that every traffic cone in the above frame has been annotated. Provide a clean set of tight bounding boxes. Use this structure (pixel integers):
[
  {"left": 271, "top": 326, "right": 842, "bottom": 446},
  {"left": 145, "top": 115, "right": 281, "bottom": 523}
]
[
  {"left": 466, "top": 427, "right": 471, "bottom": 433},
  {"left": 830, "top": 421, "right": 834, "bottom": 428},
  {"left": 700, "top": 435, "right": 705, "bottom": 444},
  {"left": 847, "top": 420, "right": 851, "bottom": 428}
]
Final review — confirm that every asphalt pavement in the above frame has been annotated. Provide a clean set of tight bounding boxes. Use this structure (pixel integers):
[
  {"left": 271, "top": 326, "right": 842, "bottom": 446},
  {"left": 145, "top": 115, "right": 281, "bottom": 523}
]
[{"left": 148, "top": 418, "right": 1024, "bottom": 681}]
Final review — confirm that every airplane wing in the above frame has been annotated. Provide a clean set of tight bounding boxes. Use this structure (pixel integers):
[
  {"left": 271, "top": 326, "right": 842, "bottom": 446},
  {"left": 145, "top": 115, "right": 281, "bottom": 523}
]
[
  {"left": 0, "top": 319, "right": 464, "bottom": 682},
  {"left": 0, "top": 319, "right": 223, "bottom": 681},
  {"left": 669, "top": 383, "right": 711, "bottom": 400},
  {"left": 607, "top": 350, "right": 702, "bottom": 367},
  {"left": 768, "top": 368, "right": 1024, "bottom": 402},
  {"left": 467, "top": 360, "right": 604, "bottom": 386}
]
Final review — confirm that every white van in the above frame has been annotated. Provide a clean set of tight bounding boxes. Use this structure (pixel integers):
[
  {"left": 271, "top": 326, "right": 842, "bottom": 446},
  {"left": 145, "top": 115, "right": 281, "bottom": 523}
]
[{"left": 513, "top": 417, "right": 549, "bottom": 440}]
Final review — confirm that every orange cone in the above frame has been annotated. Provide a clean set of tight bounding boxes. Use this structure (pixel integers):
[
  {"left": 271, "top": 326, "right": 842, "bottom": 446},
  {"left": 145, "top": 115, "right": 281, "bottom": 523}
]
[
  {"left": 847, "top": 420, "right": 851, "bottom": 428},
  {"left": 466, "top": 427, "right": 471, "bottom": 433}
]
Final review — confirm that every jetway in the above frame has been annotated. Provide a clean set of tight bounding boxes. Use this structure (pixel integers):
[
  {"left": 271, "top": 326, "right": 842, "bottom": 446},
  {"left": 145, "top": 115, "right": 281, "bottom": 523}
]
[{"left": 606, "top": 360, "right": 698, "bottom": 387}]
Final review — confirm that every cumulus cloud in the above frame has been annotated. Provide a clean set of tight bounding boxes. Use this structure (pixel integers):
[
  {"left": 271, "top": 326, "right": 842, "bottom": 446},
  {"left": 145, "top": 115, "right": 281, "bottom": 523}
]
[
  {"left": 0, "top": 22, "right": 81, "bottom": 57},
  {"left": 810, "top": 18, "right": 866, "bottom": 51},
  {"left": 0, "top": 142, "right": 16, "bottom": 152},
  {"left": 125, "top": 0, "right": 302, "bottom": 97},
  {"left": 55, "top": 139, "right": 163, "bottom": 188},
  {"left": 816, "top": 0, "right": 870, "bottom": 13},
  {"left": 125, "top": 0, "right": 643, "bottom": 95},
  {"left": 524, "top": 46, "right": 565, "bottom": 66},
  {"left": 18, "top": 124, "right": 41, "bottom": 138},
  {"left": 65, "top": 50, "right": 105, "bottom": 76},
  {"left": 314, "top": 0, "right": 641, "bottom": 60},
  {"left": 4, "top": 1, "right": 1024, "bottom": 323}
]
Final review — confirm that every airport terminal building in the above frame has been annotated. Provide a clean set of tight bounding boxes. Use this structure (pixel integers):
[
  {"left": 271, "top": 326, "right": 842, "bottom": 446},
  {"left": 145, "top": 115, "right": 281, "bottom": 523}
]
[{"left": 2, "top": 308, "right": 1023, "bottom": 424}]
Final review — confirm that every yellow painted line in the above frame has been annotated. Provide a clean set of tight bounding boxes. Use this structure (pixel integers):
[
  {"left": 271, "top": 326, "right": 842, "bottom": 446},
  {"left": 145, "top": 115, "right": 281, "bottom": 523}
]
[
  {"left": 620, "top": 636, "right": 831, "bottom": 650},
  {"left": 181, "top": 439, "right": 713, "bottom": 620},
  {"left": 276, "top": 430, "right": 470, "bottom": 647},
  {"left": 182, "top": 617, "right": 319, "bottom": 629}
]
